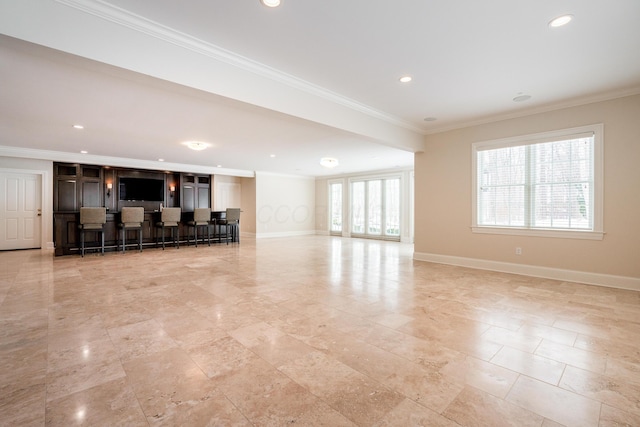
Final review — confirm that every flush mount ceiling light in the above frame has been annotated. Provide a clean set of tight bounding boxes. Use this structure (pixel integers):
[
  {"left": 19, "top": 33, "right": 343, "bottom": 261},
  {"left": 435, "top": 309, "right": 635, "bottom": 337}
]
[
  {"left": 73, "top": 124, "right": 84, "bottom": 129},
  {"left": 182, "top": 141, "right": 211, "bottom": 151},
  {"left": 399, "top": 76, "right": 412, "bottom": 83},
  {"left": 549, "top": 14, "right": 573, "bottom": 28},
  {"left": 260, "top": 0, "right": 281, "bottom": 7},
  {"left": 320, "top": 157, "right": 339, "bottom": 168},
  {"left": 513, "top": 94, "right": 532, "bottom": 102}
]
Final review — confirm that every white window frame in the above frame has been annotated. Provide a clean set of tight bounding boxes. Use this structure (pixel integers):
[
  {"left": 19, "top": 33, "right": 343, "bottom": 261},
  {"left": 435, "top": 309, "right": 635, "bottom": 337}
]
[{"left": 471, "top": 124, "right": 604, "bottom": 240}]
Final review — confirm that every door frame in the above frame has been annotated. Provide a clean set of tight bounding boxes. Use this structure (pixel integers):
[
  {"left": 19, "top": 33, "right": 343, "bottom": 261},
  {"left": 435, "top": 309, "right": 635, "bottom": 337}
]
[{"left": 0, "top": 167, "right": 53, "bottom": 251}]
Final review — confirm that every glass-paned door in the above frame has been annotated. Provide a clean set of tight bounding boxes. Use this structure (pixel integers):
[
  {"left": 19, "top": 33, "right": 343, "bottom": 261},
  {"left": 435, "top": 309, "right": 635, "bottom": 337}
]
[
  {"left": 385, "top": 178, "right": 400, "bottom": 236},
  {"left": 367, "top": 180, "right": 381, "bottom": 235},
  {"left": 351, "top": 177, "right": 401, "bottom": 240},
  {"left": 351, "top": 181, "right": 365, "bottom": 234},
  {"left": 329, "top": 182, "right": 343, "bottom": 234}
]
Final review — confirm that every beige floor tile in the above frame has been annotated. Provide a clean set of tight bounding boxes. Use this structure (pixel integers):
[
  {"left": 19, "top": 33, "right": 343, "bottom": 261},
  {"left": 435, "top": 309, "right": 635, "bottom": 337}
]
[
  {"left": 599, "top": 403, "right": 640, "bottom": 427},
  {"left": 491, "top": 346, "right": 566, "bottom": 385},
  {"left": 45, "top": 377, "right": 147, "bottom": 426},
  {"left": 373, "top": 398, "right": 459, "bottom": 427},
  {"left": 107, "top": 318, "right": 178, "bottom": 362},
  {"left": 1, "top": 237, "right": 639, "bottom": 426},
  {"left": 481, "top": 325, "right": 543, "bottom": 353},
  {"left": 46, "top": 338, "right": 126, "bottom": 402},
  {"left": 535, "top": 339, "right": 607, "bottom": 374},
  {"left": 506, "top": 375, "right": 601, "bottom": 427},
  {"left": 559, "top": 365, "right": 640, "bottom": 416},
  {"left": 121, "top": 347, "right": 219, "bottom": 423},
  {"left": 443, "top": 386, "right": 544, "bottom": 427},
  {"left": 440, "top": 354, "right": 519, "bottom": 399}
]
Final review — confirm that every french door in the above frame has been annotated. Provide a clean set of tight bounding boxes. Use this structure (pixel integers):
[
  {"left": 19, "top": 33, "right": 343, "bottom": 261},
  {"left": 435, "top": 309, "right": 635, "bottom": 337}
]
[{"left": 351, "top": 177, "right": 400, "bottom": 240}]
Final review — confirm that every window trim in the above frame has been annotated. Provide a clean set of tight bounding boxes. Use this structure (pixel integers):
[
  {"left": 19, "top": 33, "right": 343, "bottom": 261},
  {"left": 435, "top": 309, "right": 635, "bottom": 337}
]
[{"left": 471, "top": 124, "right": 604, "bottom": 240}]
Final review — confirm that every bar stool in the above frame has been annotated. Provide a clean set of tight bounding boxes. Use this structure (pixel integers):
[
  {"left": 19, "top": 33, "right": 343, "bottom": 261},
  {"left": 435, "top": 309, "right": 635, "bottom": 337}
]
[
  {"left": 187, "top": 208, "right": 211, "bottom": 247},
  {"left": 118, "top": 207, "right": 144, "bottom": 253},
  {"left": 217, "top": 208, "right": 241, "bottom": 245},
  {"left": 78, "top": 207, "right": 106, "bottom": 257},
  {"left": 155, "top": 207, "right": 181, "bottom": 249}
]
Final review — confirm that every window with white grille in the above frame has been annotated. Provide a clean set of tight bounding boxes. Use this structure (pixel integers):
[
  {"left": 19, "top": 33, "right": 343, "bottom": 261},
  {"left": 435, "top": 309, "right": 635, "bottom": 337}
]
[{"left": 472, "top": 124, "right": 604, "bottom": 240}]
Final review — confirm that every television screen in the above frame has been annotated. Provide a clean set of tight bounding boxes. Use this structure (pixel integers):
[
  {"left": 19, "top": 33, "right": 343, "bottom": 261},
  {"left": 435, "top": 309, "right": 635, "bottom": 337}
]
[{"left": 119, "top": 177, "right": 164, "bottom": 201}]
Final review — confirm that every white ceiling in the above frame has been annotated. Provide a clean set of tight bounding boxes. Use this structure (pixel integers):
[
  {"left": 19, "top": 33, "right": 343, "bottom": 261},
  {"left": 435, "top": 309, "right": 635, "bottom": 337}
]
[{"left": 1, "top": 0, "right": 639, "bottom": 177}]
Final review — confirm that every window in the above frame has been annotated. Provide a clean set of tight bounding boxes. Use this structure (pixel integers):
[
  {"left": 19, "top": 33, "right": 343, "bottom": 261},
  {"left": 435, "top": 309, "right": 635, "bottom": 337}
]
[
  {"left": 351, "top": 176, "right": 401, "bottom": 240},
  {"left": 472, "top": 124, "right": 603, "bottom": 240}
]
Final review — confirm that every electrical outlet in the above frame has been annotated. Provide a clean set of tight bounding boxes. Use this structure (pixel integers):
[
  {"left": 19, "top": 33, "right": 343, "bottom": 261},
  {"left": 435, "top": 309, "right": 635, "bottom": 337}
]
[{"left": 515, "top": 247, "right": 522, "bottom": 255}]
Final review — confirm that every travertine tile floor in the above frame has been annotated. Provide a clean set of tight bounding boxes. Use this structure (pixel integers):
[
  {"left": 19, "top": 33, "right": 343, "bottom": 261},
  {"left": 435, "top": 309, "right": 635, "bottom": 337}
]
[{"left": 1, "top": 236, "right": 639, "bottom": 426}]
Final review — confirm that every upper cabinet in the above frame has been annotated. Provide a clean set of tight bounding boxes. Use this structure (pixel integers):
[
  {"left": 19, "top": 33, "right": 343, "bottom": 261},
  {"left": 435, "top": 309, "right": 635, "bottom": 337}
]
[
  {"left": 181, "top": 174, "right": 210, "bottom": 211},
  {"left": 53, "top": 162, "right": 211, "bottom": 212},
  {"left": 54, "top": 163, "right": 102, "bottom": 211}
]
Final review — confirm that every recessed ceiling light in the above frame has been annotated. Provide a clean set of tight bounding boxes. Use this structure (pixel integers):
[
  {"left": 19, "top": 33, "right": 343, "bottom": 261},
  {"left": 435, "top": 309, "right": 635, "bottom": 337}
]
[
  {"left": 73, "top": 124, "right": 84, "bottom": 129},
  {"left": 423, "top": 117, "right": 437, "bottom": 122},
  {"left": 549, "top": 14, "right": 573, "bottom": 28},
  {"left": 270, "top": 154, "right": 276, "bottom": 158},
  {"left": 399, "top": 76, "right": 412, "bottom": 83},
  {"left": 182, "top": 141, "right": 211, "bottom": 151},
  {"left": 217, "top": 165, "right": 222, "bottom": 168},
  {"left": 80, "top": 150, "right": 88, "bottom": 154},
  {"left": 513, "top": 94, "right": 532, "bottom": 102},
  {"left": 158, "top": 158, "right": 165, "bottom": 162},
  {"left": 260, "top": 0, "right": 281, "bottom": 7},
  {"left": 320, "top": 157, "right": 339, "bottom": 168}
]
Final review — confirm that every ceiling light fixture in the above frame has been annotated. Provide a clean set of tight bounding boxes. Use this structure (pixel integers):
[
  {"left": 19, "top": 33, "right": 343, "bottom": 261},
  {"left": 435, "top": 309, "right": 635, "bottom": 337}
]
[
  {"left": 320, "top": 157, "right": 339, "bottom": 168},
  {"left": 399, "top": 76, "right": 412, "bottom": 83},
  {"left": 423, "top": 117, "right": 437, "bottom": 122},
  {"left": 513, "top": 94, "right": 532, "bottom": 102},
  {"left": 549, "top": 14, "right": 573, "bottom": 28},
  {"left": 80, "top": 150, "right": 88, "bottom": 154},
  {"left": 73, "top": 124, "right": 84, "bottom": 129},
  {"left": 182, "top": 141, "right": 211, "bottom": 151},
  {"left": 260, "top": 0, "right": 281, "bottom": 7},
  {"left": 158, "top": 158, "right": 165, "bottom": 162}
]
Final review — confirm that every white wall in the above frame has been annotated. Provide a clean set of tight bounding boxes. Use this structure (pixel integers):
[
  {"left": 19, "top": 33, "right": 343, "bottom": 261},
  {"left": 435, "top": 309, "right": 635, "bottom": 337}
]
[
  {"left": 0, "top": 156, "right": 54, "bottom": 249},
  {"left": 255, "top": 172, "right": 315, "bottom": 237}
]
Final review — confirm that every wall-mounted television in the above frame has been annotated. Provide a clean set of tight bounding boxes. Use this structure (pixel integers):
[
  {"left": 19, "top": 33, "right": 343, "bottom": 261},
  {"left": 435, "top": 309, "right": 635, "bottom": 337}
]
[{"left": 119, "top": 177, "right": 164, "bottom": 201}]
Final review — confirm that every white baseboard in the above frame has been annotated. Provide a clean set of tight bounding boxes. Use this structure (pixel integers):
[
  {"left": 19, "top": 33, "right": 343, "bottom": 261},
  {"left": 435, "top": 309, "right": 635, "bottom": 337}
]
[
  {"left": 413, "top": 252, "right": 640, "bottom": 292},
  {"left": 255, "top": 230, "right": 317, "bottom": 239},
  {"left": 44, "top": 241, "right": 55, "bottom": 250}
]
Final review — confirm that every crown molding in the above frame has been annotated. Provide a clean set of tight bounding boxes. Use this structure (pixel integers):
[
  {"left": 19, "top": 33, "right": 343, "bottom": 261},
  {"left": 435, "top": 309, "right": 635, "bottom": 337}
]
[
  {"left": 54, "top": 0, "right": 424, "bottom": 135},
  {"left": 424, "top": 86, "right": 640, "bottom": 135},
  {"left": 0, "top": 145, "right": 255, "bottom": 177}
]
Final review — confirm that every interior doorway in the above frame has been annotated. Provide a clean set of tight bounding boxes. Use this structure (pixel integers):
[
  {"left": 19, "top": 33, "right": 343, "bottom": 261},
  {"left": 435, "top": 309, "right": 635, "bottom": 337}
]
[{"left": 0, "top": 171, "right": 42, "bottom": 250}]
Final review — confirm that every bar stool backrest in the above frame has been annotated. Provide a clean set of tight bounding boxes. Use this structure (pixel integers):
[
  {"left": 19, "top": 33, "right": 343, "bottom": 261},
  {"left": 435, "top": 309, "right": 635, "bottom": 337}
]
[
  {"left": 121, "top": 206, "right": 144, "bottom": 226},
  {"left": 79, "top": 207, "right": 106, "bottom": 229},
  {"left": 193, "top": 208, "right": 210, "bottom": 225},
  {"left": 161, "top": 207, "right": 181, "bottom": 226},
  {"left": 225, "top": 208, "right": 241, "bottom": 224}
]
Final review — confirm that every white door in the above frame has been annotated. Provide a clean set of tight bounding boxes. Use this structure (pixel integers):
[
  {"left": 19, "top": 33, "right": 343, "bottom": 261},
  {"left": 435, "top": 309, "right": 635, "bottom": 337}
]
[
  {"left": 0, "top": 172, "right": 42, "bottom": 250},
  {"left": 215, "top": 182, "right": 242, "bottom": 210}
]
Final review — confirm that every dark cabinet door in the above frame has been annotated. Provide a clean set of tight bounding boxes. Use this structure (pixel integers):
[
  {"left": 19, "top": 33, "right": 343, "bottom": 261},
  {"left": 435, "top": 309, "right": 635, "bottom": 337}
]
[
  {"left": 56, "top": 180, "right": 77, "bottom": 211},
  {"left": 182, "top": 185, "right": 196, "bottom": 212},
  {"left": 81, "top": 181, "right": 101, "bottom": 207}
]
